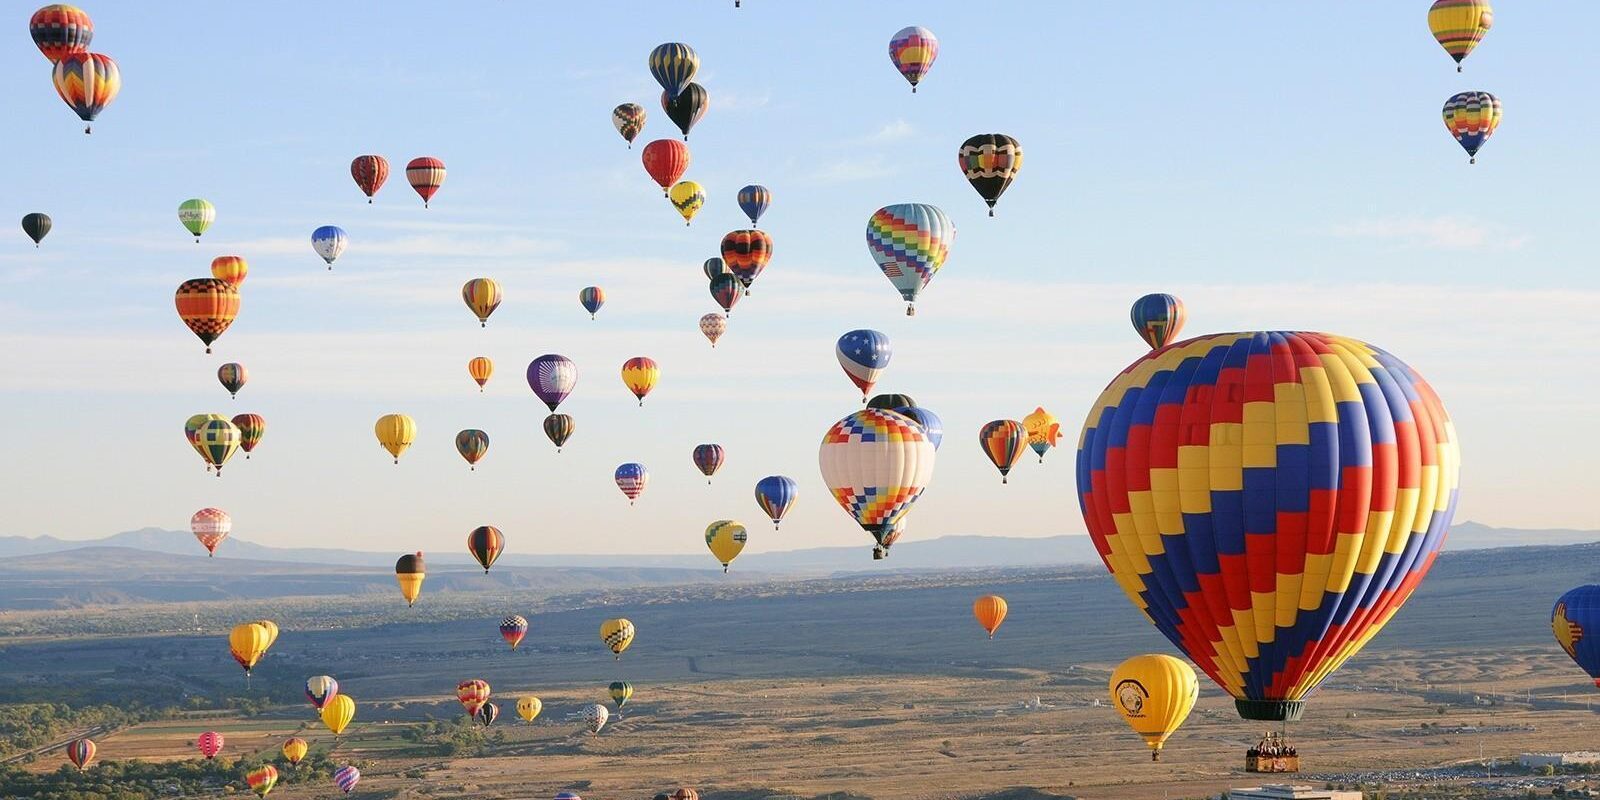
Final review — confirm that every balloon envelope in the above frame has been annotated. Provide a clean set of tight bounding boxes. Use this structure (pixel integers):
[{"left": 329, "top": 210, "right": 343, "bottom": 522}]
[
  {"left": 1110, "top": 654, "right": 1199, "bottom": 759},
  {"left": 1076, "top": 331, "right": 1460, "bottom": 721},
  {"left": 1554, "top": 586, "right": 1600, "bottom": 687}
]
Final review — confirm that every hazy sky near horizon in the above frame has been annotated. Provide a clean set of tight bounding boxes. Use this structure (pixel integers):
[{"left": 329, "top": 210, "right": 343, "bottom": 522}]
[{"left": 2, "top": 2, "right": 1597, "bottom": 558}]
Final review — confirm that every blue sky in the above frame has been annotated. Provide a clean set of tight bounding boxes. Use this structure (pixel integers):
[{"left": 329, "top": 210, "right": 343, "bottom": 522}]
[{"left": 2, "top": 2, "right": 1596, "bottom": 558}]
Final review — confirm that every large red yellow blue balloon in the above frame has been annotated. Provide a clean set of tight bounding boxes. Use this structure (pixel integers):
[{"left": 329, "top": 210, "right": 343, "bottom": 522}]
[{"left": 1076, "top": 332, "right": 1460, "bottom": 721}]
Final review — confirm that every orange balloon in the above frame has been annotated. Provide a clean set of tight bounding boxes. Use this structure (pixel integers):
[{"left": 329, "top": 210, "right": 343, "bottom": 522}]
[{"left": 973, "top": 595, "right": 1008, "bottom": 639}]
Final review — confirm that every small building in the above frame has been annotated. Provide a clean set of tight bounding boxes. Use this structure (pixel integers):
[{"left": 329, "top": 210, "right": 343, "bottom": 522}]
[
  {"left": 1520, "top": 752, "right": 1600, "bottom": 768},
  {"left": 1224, "top": 786, "right": 1362, "bottom": 800}
]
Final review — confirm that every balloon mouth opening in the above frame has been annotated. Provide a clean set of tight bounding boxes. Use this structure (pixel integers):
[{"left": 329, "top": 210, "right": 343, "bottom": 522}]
[{"left": 1235, "top": 699, "right": 1305, "bottom": 722}]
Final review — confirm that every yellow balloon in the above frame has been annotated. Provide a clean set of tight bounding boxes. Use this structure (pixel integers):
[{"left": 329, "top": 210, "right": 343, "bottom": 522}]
[
  {"left": 1428, "top": 0, "right": 1493, "bottom": 71},
  {"left": 1021, "top": 406, "right": 1061, "bottom": 463},
  {"left": 1109, "top": 654, "right": 1198, "bottom": 761},
  {"left": 668, "top": 180, "right": 705, "bottom": 225},
  {"left": 374, "top": 413, "right": 416, "bottom": 463},
  {"left": 600, "top": 618, "right": 635, "bottom": 659},
  {"left": 516, "top": 696, "right": 543, "bottom": 722},
  {"left": 704, "top": 520, "right": 748, "bottom": 572},
  {"left": 280, "top": 737, "right": 308, "bottom": 765},
  {"left": 228, "top": 622, "right": 272, "bottom": 675},
  {"left": 320, "top": 694, "right": 355, "bottom": 736}
]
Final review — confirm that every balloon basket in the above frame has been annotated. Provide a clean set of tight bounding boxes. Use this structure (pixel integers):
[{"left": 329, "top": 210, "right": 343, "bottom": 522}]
[{"left": 1244, "top": 731, "right": 1300, "bottom": 773}]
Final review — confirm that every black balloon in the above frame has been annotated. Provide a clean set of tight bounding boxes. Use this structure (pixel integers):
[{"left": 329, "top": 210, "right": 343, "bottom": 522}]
[
  {"left": 661, "top": 83, "right": 709, "bottom": 139},
  {"left": 21, "top": 213, "right": 51, "bottom": 246}
]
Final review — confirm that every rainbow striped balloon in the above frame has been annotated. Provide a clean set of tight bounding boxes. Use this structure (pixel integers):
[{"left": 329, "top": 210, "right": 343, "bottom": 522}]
[
  {"left": 1428, "top": 0, "right": 1493, "bottom": 71},
  {"left": 1442, "top": 91, "right": 1501, "bottom": 164},
  {"left": 1076, "top": 331, "right": 1459, "bottom": 722},
  {"left": 888, "top": 26, "right": 938, "bottom": 92},
  {"left": 866, "top": 204, "right": 954, "bottom": 316}
]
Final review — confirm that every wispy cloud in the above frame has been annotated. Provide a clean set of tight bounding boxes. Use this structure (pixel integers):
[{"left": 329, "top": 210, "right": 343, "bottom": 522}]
[
  {"left": 866, "top": 119, "right": 915, "bottom": 143},
  {"left": 1326, "top": 216, "right": 1529, "bottom": 250}
]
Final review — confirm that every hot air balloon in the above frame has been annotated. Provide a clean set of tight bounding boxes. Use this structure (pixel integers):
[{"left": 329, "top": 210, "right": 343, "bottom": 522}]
[
  {"left": 1554, "top": 586, "right": 1600, "bottom": 688},
  {"left": 579, "top": 286, "right": 606, "bottom": 319},
  {"left": 395, "top": 553, "right": 425, "bottom": 606},
  {"left": 648, "top": 43, "right": 699, "bottom": 98},
  {"left": 543, "top": 413, "right": 574, "bottom": 452},
  {"left": 1077, "top": 331, "right": 1460, "bottom": 727},
  {"left": 66, "top": 737, "right": 95, "bottom": 772},
  {"left": 979, "top": 420, "right": 1026, "bottom": 483},
  {"left": 1110, "top": 654, "right": 1199, "bottom": 761},
  {"left": 22, "top": 213, "right": 51, "bottom": 247},
  {"left": 462, "top": 278, "right": 502, "bottom": 327},
  {"left": 754, "top": 475, "right": 797, "bottom": 529},
  {"left": 621, "top": 357, "right": 658, "bottom": 406},
  {"left": 737, "top": 185, "right": 771, "bottom": 227},
  {"left": 1130, "top": 293, "right": 1186, "bottom": 350},
  {"left": 185, "top": 415, "right": 214, "bottom": 468},
  {"left": 406, "top": 157, "right": 445, "bottom": 207},
  {"left": 311, "top": 225, "right": 347, "bottom": 269},
  {"left": 305, "top": 675, "right": 339, "bottom": 710},
  {"left": 720, "top": 230, "right": 772, "bottom": 294},
  {"left": 320, "top": 694, "right": 354, "bottom": 736},
  {"left": 476, "top": 701, "right": 500, "bottom": 727},
  {"left": 703, "top": 257, "right": 730, "bottom": 281},
  {"left": 608, "top": 681, "right": 634, "bottom": 708},
  {"left": 374, "top": 414, "right": 415, "bottom": 464},
  {"left": 600, "top": 618, "right": 635, "bottom": 659},
  {"left": 217, "top": 362, "right": 248, "bottom": 399},
  {"left": 527, "top": 354, "right": 577, "bottom": 411},
  {"left": 229, "top": 622, "right": 271, "bottom": 677},
  {"left": 174, "top": 278, "right": 240, "bottom": 353},
  {"left": 819, "top": 408, "right": 937, "bottom": 559},
  {"left": 868, "top": 393, "right": 915, "bottom": 411},
  {"left": 642, "top": 139, "right": 690, "bottom": 196},
  {"left": 500, "top": 615, "right": 528, "bottom": 650},
  {"left": 468, "top": 356, "right": 493, "bottom": 391},
  {"left": 836, "top": 329, "right": 892, "bottom": 402},
  {"left": 232, "top": 413, "right": 265, "bottom": 458},
  {"left": 669, "top": 180, "right": 705, "bottom": 225},
  {"left": 350, "top": 155, "right": 389, "bottom": 202},
  {"left": 867, "top": 204, "right": 953, "bottom": 316},
  {"left": 281, "top": 737, "right": 308, "bottom": 766},
  {"left": 247, "top": 764, "right": 278, "bottom": 797},
  {"left": 333, "top": 765, "right": 360, "bottom": 795},
  {"left": 615, "top": 463, "right": 649, "bottom": 504},
  {"left": 671, "top": 790, "right": 699, "bottom": 800},
  {"left": 613, "top": 103, "right": 646, "bottom": 148},
  {"left": 973, "top": 595, "right": 1007, "bottom": 639},
  {"left": 894, "top": 406, "right": 944, "bottom": 450},
  {"left": 705, "top": 520, "right": 748, "bottom": 572},
  {"left": 52, "top": 51, "right": 118, "bottom": 133},
  {"left": 692, "top": 444, "right": 725, "bottom": 483},
  {"left": 30, "top": 5, "right": 92, "bottom": 63},
  {"left": 661, "top": 83, "right": 708, "bottom": 139},
  {"left": 1429, "top": 0, "right": 1493, "bottom": 72},
  {"left": 888, "top": 26, "right": 938, "bottom": 92},
  {"left": 581, "top": 703, "right": 610, "bottom": 735},
  {"left": 1443, "top": 91, "right": 1501, "bottom": 164},
  {"left": 211, "top": 255, "right": 247, "bottom": 286},
  {"left": 191, "top": 507, "right": 230, "bottom": 556},
  {"left": 455, "top": 429, "right": 489, "bottom": 470},
  {"left": 177, "top": 199, "right": 214, "bottom": 242},
  {"left": 457, "top": 679, "right": 491, "bottom": 716},
  {"left": 1022, "top": 407, "right": 1061, "bottom": 464},
  {"left": 699, "top": 313, "right": 727, "bottom": 347},
  {"left": 958, "top": 134, "right": 1023, "bottom": 216},
  {"left": 197, "top": 731, "right": 224, "bottom": 760},
  {"left": 709, "top": 274, "right": 743, "bottom": 314},
  {"left": 197, "top": 418, "right": 242, "bottom": 475},
  {"left": 467, "top": 526, "right": 504, "bottom": 573},
  {"left": 517, "top": 696, "right": 543, "bottom": 722}
]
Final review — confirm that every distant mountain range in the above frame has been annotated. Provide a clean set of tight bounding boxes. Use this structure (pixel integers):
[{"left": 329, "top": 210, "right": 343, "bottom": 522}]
[{"left": 0, "top": 521, "right": 1589, "bottom": 570}]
